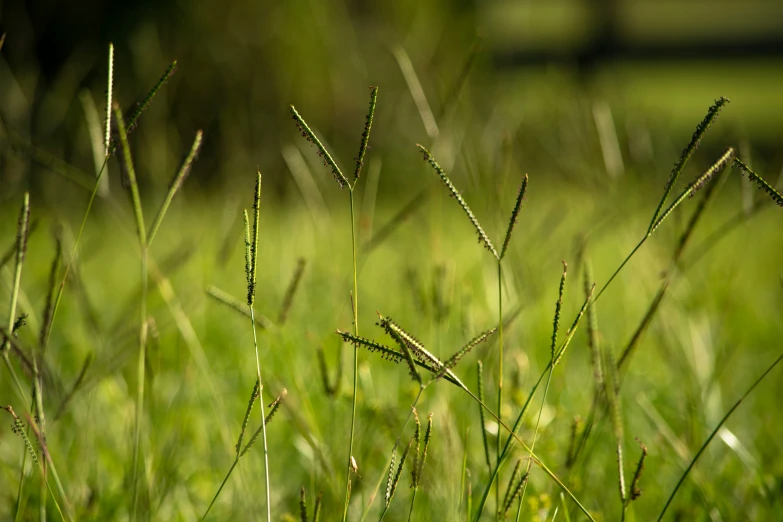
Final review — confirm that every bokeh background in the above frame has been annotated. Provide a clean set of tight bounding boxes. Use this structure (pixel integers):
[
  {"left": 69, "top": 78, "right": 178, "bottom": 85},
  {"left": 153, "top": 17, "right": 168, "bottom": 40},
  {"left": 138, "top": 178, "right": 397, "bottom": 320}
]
[
  {"left": 2, "top": 0, "right": 783, "bottom": 201},
  {"left": 0, "top": 1, "right": 782, "bottom": 521}
]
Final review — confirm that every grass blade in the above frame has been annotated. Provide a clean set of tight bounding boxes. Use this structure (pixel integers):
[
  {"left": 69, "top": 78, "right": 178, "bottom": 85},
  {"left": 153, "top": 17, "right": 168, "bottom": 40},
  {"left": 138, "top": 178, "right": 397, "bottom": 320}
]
[
  {"left": 657, "top": 350, "right": 783, "bottom": 520},
  {"left": 147, "top": 130, "right": 203, "bottom": 246}
]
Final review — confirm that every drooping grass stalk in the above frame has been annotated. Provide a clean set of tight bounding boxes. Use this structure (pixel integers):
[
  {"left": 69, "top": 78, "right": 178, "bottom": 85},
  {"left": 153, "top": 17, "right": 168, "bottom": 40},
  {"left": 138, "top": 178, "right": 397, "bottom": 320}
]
[
  {"left": 291, "top": 87, "right": 377, "bottom": 522},
  {"left": 347, "top": 314, "right": 595, "bottom": 521},
  {"left": 657, "top": 350, "right": 783, "bottom": 520},
  {"left": 115, "top": 105, "right": 149, "bottom": 521},
  {"left": 352, "top": 317, "right": 494, "bottom": 520}
]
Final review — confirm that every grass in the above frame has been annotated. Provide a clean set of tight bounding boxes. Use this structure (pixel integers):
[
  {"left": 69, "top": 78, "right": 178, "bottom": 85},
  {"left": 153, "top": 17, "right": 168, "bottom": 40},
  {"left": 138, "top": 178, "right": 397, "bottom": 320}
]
[{"left": 1, "top": 47, "right": 782, "bottom": 522}]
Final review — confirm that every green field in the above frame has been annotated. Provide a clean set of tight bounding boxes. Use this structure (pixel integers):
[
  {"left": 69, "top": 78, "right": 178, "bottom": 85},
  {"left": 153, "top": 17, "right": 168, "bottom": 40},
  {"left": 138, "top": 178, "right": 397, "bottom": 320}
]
[{"left": 1, "top": 10, "right": 783, "bottom": 520}]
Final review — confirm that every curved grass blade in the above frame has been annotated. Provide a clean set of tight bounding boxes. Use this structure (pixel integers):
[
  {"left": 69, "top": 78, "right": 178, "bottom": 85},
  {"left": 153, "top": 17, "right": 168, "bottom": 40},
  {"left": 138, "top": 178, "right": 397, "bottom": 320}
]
[
  {"left": 148, "top": 130, "right": 203, "bottom": 246},
  {"left": 657, "top": 350, "right": 783, "bottom": 520}
]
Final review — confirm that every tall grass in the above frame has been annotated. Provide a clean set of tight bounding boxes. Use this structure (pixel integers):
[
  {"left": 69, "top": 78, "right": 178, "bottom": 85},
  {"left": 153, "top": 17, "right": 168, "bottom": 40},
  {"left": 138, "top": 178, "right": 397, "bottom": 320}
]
[
  {"left": 291, "top": 86, "right": 378, "bottom": 521},
  {"left": 1, "top": 44, "right": 782, "bottom": 522}
]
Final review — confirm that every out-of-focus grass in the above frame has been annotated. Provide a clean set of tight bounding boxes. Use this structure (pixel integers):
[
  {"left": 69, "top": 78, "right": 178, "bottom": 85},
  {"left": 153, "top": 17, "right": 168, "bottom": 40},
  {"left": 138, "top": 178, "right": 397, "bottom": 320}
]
[
  {"left": 0, "top": 164, "right": 780, "bottom": 519},
  {"left": 1, "top": 1, "right": 782, "bottom": 519}
]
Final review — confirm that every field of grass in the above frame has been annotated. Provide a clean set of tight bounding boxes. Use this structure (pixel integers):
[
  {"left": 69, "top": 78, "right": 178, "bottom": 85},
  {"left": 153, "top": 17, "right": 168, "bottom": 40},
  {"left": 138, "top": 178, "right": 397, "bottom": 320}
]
[{"left": 1, "top": 32, "right": 783, "bottom": 522}]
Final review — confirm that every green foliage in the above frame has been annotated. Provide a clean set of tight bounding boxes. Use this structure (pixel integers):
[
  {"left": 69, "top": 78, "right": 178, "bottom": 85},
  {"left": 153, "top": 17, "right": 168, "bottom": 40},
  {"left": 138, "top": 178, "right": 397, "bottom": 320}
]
[{"left": 1, "top": 36, "right": 782, "bottom": 522}]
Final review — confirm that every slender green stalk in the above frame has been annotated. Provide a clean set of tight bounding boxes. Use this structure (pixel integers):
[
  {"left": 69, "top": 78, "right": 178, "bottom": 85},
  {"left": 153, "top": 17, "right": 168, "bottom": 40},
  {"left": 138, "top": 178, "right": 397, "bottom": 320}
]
[
  {"left": 518, "top": 263, "right": 567, "bottom": 510},
  {"left": 657, "top": 350, "right": 783, "bottom": 520},
  {"left": 115, "top": 104, "right": 149, "bottom": 520},
  {"left": 291, "top": 89, "right": 377, "bottom": 522},
  {"left": 249, "top": 306, "right": 270, "bottom": 521},
  {"left": 244, "top": 172, "right": 271, "bottom": 521},
  {"left": 201, "top": 460, "right": 238, "bottom": 520},
  {"left": 147, "top": 130, "right": 203, "bottom": 246},
  {"left": 472, "top": 287, "right": 593, "bottom": 522},
  {"left": 495, "top": 261, "right": 503, "bottom": 518},
  {"left": 2, "top": 193, "right": 31, "bottom": 404},
  {"left": 477, "top": 361, "right": 492, "bottom": 474},
  {"left": 46, "top": 51, "right": 175, "bottom": 355},
  {"left": 343, "top": 190, "right": 360, "bottom": 522}
]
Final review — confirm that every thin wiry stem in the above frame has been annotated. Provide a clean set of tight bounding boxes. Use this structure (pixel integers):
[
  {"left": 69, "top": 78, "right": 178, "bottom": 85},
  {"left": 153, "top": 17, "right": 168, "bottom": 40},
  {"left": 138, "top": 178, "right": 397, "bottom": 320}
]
[
  {"left": 657, "top": 350, "right": 783, "bottom": 520},
  {"left": 249, "top": 306, "right": 271, "bottom": 521},
  {"left": 495, "top": 261, "right": 503, "bottom": 518},
  {"left": 477, "top": 361, "right": 492, "bottom": 475},
  {"left": 147, "top": 130, "right": 203, "bottom": 246},
  {"left": 343, "top": 191, "right": 360, "bottom": 522},
  {"left": 115, "top": 104, "right": 149, "bottom": 521}
]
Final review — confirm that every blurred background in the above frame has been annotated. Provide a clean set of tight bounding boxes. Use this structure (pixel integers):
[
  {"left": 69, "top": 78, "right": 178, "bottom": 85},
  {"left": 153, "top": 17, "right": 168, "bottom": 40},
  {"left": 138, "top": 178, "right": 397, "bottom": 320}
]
[
  {"left": 1, "top": 0, "right": 783, "bottom": 203},
  {"left": 0, "top": 1, "right": 782, "bottom": 520}
]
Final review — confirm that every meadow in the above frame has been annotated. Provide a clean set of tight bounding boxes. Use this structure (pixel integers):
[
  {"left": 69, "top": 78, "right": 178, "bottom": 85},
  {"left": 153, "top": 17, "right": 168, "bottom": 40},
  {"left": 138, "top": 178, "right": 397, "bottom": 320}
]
[{"left": 1, "top": 36, "right": 783, "bottom": 522}]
